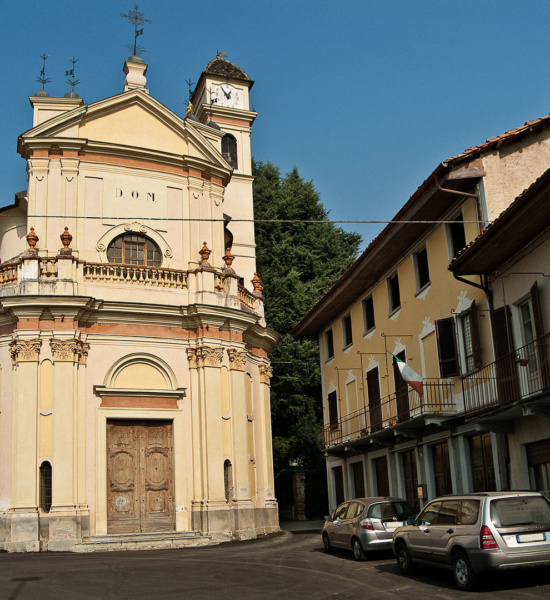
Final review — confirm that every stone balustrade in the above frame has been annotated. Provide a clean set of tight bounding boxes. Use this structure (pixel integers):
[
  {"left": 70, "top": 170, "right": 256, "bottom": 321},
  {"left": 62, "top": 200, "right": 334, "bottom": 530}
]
[
  {"left": 0, "top": 256, "right": 263, "bottom": 315},
  {"left": 83, "top": 262, "right": 187, "bottom": 289},
  {"left": 0, "top": 263, "right": 18, "bottom": 285},
  {"left": 238, "top": 283, "right": 258, "bottom": 311}
]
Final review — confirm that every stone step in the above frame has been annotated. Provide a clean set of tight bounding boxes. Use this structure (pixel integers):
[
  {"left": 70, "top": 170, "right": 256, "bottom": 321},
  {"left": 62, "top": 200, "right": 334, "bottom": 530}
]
[{"left": 72, "top": 530, "right": 214, "bottom": 553}]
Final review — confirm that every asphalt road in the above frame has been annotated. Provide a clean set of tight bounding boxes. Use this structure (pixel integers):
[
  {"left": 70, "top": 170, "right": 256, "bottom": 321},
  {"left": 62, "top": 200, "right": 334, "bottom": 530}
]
[{"left": 1, "top": 531, "right": 549, "bottom": 600}]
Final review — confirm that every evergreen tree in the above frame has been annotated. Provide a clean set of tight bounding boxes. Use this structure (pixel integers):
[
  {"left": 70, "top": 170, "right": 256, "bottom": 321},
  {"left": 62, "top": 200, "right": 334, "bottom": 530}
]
[{"left": 253, "top": 160, "right": 361, "bottom": 502}]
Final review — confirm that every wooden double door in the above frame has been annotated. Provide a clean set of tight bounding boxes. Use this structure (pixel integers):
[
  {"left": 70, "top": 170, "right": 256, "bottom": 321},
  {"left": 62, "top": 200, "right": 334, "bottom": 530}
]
[{"left": 107, "top": 420, "right": 175, "bottom": 534}]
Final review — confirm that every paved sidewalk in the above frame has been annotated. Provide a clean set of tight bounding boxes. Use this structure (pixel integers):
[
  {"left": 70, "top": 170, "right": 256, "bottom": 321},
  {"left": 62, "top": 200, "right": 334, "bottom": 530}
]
[{"left": 279, "top": 519, "right": 324, "bottom": 533}]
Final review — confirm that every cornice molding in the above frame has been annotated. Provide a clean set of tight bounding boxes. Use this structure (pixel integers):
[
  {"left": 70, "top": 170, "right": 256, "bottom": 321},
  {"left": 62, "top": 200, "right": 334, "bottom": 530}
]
[{"left": 94, "top": 385, "right": 186, "bottom": 400}]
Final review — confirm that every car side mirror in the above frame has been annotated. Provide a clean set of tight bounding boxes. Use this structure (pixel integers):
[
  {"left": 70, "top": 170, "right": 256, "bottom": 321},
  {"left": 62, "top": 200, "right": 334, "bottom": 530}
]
[
  {"left": 406, "top": 516, "right": 416, "bottom": 525},
  {"left": 324, "top": 515, "right": 333, "bottom": 522}
]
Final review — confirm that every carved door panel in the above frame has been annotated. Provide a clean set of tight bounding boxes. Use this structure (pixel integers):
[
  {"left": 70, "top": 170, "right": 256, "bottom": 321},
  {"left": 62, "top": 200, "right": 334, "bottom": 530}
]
[
  {"left": 140, "top": 422, "right": 174, "bottom": 532},
  {"left": 107, "top": 420, "right": 174, "bottom": 534}
]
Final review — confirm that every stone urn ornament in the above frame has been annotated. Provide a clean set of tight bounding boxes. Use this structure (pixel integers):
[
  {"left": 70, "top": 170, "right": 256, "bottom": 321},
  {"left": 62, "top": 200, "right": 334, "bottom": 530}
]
[
  {"left": 60, "top": 227, "right": 72, "bottom": 251},
  {"left": 222, "top": 247, "right": 235, "bottom": 270},
  {"left": 199, "top": 241, "right": 211, "bottom": 265},
  {"left": 251, "top": 272, "right": 263, "bottom": 295},
  {"left": 26, "top": 227, "right": 39, "bottom": 251}
]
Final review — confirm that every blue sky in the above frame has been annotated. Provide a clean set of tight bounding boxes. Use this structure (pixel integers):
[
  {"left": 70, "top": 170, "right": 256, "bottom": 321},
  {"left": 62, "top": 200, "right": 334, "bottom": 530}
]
[{"left": 2, "top": 1, "right": 550, "bottom": 249}]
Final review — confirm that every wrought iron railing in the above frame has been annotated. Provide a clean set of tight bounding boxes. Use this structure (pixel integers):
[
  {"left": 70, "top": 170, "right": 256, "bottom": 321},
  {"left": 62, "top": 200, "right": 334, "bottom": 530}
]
[
  {"left": 462, "top": 332, "right": 550, "bottom": 415},
  {"left": 322, "top": 379, "right": 455, "bottom": 449}
]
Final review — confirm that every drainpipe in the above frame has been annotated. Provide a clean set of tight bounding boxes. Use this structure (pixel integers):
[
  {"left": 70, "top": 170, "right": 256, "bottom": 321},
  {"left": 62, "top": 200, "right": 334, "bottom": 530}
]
[
  {"left": 451, "top": 270, "right": 493, "bottom": 313},
  {"left": 433, "top": 174, "right": 478, "bottom": 199},
  {"left": 433, "top": 172, "right": 493, "bottom": 310}
]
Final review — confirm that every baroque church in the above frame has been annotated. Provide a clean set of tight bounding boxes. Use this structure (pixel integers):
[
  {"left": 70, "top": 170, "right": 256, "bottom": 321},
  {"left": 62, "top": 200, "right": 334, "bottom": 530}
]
[{"left": 0, "top": 51, "right": 279, "bottom": 551}]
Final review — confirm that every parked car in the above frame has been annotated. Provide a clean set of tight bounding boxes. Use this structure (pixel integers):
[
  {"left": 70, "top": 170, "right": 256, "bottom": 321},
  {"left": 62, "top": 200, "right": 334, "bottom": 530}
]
[
  {"left": 392, "top": 491, "right": 550, "bottom": 590},
  {"left": 322, "top": 497, "right": 416, "bottom": 560}
]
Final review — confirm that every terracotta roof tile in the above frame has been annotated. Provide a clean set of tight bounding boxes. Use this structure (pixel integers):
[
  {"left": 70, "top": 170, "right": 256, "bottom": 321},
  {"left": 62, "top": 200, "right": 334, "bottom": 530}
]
[
  {"left": 203, "top": 55, "right": 250, "bottom": 81},
  {"left": 445, "top": 113, "right": 550, "bottom": 165}
]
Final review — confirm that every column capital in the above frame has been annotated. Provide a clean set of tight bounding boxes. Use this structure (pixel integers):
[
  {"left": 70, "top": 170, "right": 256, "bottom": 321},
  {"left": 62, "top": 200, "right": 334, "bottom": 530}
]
[
  {"left": 10, "top": 338, "right": 41, "bottom": 365},
  {"left": 50, "top": 339, "right": 90, "bottom": 364},
  {"left": 227, "top": 348, "right": 248, "bottom": 371},
  {"left": 258, "top": 363, "right": 273, "bottom": 385},
  {"left": 187, "top": 346, "right": 224, "bottom": 368}
]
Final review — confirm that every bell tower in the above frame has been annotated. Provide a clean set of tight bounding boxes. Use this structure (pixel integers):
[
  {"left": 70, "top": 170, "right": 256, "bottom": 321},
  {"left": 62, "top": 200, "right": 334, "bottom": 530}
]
[{"left": 190, "top": 53, "right": 258, "bottom": 290}]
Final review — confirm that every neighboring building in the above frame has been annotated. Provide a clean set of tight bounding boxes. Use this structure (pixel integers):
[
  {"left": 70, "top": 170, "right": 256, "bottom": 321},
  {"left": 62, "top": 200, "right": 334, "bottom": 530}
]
[
  {"left": 293, "top": 115, "right": 550, "bottom": 513},
  {"left": 449, "top": 169, "right": 550, "bottom": 497},
  {"left": 0, "top": 54, "right": 279, "bottom": 552}
]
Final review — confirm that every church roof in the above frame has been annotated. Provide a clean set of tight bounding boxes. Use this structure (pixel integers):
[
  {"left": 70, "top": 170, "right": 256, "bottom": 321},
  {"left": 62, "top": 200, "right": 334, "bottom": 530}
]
[{"left": 203, "top": 55, "right": 250, "bottom": 82}]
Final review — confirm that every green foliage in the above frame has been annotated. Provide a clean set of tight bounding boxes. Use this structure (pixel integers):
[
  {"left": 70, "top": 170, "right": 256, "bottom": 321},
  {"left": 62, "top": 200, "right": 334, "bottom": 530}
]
[{"left": 253, "top": 160, "right": 361, "bottom": 477}]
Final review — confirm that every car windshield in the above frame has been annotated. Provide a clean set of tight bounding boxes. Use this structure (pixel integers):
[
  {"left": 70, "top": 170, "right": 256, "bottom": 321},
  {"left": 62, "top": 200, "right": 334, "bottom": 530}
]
[
  {"left": 490, "top": 496, "right": 550, "bottom": 527},
  {"left": 368, "top": 501, "right": 415, "bottom": 520}
]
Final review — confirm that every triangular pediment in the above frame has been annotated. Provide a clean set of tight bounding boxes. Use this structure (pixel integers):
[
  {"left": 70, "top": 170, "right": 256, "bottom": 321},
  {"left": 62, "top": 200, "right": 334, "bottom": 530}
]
[{"left": 21, "top": 90, "right": 230, "bottom": 171}]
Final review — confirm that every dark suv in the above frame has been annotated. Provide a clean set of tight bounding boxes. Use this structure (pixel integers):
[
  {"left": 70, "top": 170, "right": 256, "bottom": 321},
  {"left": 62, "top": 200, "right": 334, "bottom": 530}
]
[{"left": 392, "top": 492, "right": 550, "bottom": 590}]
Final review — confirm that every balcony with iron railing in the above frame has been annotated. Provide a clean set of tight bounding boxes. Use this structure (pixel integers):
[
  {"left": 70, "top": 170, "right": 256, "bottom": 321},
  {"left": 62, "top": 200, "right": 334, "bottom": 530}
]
[
  {"left": 462, "top": 332, "right": 550, "bottom": 416},
  {"left": 322, "top": 379, "right": 455, "bottom": 450}
]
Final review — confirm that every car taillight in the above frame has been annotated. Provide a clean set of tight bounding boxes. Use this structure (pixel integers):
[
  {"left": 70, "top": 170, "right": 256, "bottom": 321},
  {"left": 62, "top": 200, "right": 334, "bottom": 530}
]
[
  {"left": 480, "top": 525, "right": 499, "bottom": 549},
  {"left": 361, "top": 519, "right": 374, "bottom": 530}
]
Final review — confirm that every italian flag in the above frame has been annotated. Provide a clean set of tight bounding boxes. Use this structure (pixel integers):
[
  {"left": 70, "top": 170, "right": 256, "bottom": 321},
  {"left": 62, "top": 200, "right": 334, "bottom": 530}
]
[{"left": 390, "top": 353, "right": 424, "bottom": 399}]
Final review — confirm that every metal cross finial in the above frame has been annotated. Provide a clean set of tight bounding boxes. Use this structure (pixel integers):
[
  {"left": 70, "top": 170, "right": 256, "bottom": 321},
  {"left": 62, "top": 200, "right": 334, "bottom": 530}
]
[
  {"left": 36, "top": 53, "right": 51, "bottom": 90},
  {"left": 121, "top": 4, "right": 152, "bottom": 57},
  {"left": 65, "top": 56, "right": 80, "bottom": 93},
  {"left": 185, "top": 78, "right": 195, "bottom": 101}
]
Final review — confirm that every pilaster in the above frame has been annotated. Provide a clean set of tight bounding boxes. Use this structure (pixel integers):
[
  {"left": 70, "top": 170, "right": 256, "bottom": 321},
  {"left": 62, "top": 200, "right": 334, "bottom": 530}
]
[
  {"left": 187, "top": 346, "right": 225, "bottom": 501},
  {"left": 227, "top": 349, "right": 252, "bottom": 507},
  {"left": 26, "top": 157, "right": 50, "bottom": 247},
  {"left": 49, "top": 337, "right": 89, "bottom": 550},
  {"left": 8, "top": 337, "right": 41, "bottom": 552},
  {"left": 257, "top": 363, "right": 277, "bottom": 508}
]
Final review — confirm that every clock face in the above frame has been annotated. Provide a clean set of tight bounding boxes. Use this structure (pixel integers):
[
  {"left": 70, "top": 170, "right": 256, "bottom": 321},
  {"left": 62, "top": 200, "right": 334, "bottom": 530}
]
[{"left": 212, "top": 84, "right": 243, "bottom": 109}]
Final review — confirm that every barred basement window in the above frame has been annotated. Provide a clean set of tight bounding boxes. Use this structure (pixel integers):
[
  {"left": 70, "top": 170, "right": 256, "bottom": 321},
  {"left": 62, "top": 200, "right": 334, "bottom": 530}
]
[
  {"left": 39, "top": 461, "right": 52, "bottom": 513},
  {"left": 224, "top": 460, "right": 233, "bottom": 501}
]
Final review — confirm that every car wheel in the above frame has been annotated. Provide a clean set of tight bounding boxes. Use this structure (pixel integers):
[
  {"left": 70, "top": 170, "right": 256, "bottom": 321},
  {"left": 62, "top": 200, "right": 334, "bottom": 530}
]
[
  {"left": 452, "top": 551, "right": 479, "bottom": 591},
  {"left": 395, "top": 542, "right": 415, "bottom": 575},
  {"left": 322, "top": 533, "right": 333, "bottom": 553},
  {"left": 351, "top": 537, "right": 366, "bottom": 561}
]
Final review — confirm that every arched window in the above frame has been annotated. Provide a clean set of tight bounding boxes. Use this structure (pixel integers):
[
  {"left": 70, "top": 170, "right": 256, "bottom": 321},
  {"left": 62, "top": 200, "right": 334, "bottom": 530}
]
[
  {"left": 107, "top": 234, "right": 162, "bottom": 267},
  {"left": 221, "top": 134, "right": 238, "bottom": 169},
  {"left": 224, "top": 459, "right": 233, "bottom": 501},
  {"left": 39, "top": 461, "right": 52, "bottom": 513}
]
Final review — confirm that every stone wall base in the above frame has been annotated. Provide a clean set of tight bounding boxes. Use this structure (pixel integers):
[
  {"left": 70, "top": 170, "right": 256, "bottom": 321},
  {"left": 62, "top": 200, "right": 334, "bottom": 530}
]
[
  {"left": 192, "top": 504, "right": 279, "bottom": 542},
  {"left": 0, "top": 505, "right": 279, "bottom": 552},
  {"left": 0, "top": 511, "right": 90, "bottom": 553}
]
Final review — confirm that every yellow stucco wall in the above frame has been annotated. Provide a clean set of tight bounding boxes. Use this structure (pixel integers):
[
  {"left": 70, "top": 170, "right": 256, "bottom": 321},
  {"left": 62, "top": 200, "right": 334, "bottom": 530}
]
[{"left": 320, "top": 196, "right": 491, "bottom": 420}]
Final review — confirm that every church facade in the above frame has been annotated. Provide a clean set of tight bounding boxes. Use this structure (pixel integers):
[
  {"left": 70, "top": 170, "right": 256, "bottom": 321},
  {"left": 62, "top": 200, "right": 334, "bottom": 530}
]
[{"left": 0, "top": 54, "right": 279, "bottom": 552}]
